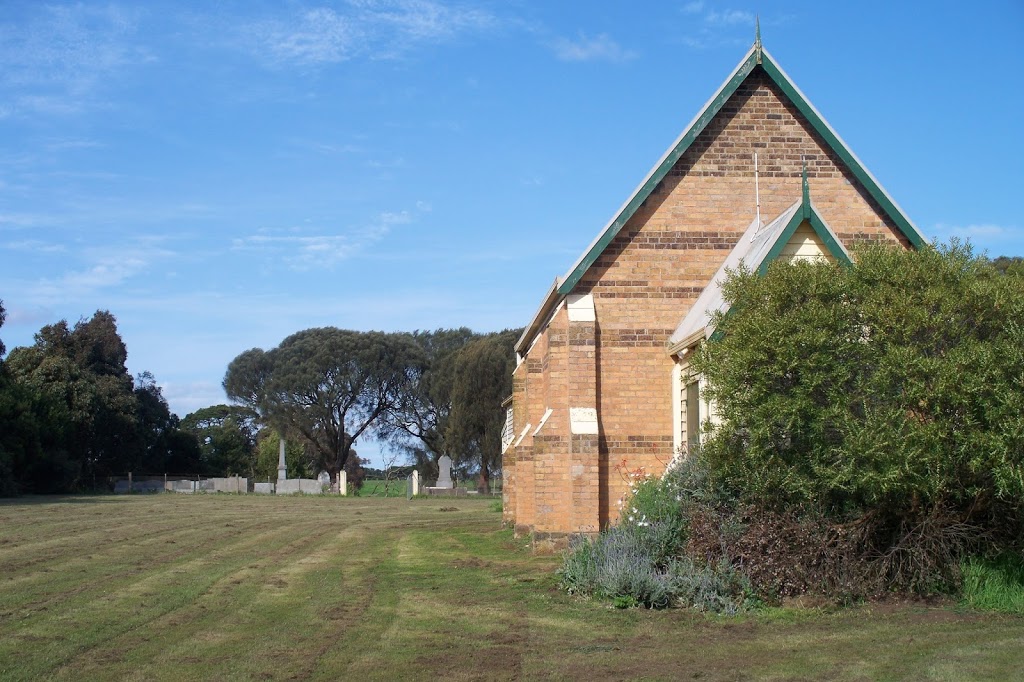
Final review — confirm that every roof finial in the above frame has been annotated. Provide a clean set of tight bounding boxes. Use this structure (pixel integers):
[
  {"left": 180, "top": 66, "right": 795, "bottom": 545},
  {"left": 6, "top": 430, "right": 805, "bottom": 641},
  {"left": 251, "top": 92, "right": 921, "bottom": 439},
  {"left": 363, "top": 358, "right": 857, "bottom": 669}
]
[{"left": 755, "top": 15, "right": 762, "bottom": 62}]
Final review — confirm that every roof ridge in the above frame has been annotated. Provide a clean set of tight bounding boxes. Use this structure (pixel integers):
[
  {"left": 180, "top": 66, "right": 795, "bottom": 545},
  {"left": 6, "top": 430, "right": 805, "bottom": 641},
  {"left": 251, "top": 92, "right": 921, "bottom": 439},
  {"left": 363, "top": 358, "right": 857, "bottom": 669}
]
[{"left": 556, "top": 44, "right": 925, "bottom": 296}]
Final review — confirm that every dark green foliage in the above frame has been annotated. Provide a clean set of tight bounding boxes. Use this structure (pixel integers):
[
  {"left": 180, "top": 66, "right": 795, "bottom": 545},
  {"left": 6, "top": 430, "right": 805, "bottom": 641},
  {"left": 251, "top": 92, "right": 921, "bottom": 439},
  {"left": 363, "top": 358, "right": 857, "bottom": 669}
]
[
  {"left": 564, "top": 242, "right": 1024, "bottom": 608},
  {"left": 254, "top": 430, "right": 310, "bottom": 481},
  {"left": 134, "top": 372, "right": 203, "bottom": 475},
  {"left": 693, "top": 242, "right": 1024, "bottom": 519},
  {"left": 445, "top": 330, "right": 518, "bottom": 493},
  {"left": 990, "top": 255, "right": 1024, "bottom": 276},
  {"left": 1, "top": 310, "right": 198, "bottom": 493},
  {"left": 181, "top": 404, "right": 259, "bottom": 476},
  {"left": 0, "top": 369, "right": 74, "bottom": 495}
]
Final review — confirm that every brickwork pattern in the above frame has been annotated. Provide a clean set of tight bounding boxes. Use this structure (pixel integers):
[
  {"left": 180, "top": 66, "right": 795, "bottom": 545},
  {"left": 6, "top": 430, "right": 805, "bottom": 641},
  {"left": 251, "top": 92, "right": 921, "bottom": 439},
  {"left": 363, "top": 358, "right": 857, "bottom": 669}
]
[{"left": 505, "top": 64, "right": 911, "bottom": 540}]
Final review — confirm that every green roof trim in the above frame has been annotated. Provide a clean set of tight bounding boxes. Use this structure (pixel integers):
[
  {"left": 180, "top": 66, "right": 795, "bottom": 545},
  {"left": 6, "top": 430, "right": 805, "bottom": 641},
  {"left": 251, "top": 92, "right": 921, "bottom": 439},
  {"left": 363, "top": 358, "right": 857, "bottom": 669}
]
[
  {"left": 757, "top": 199, "right": 854, "bottom": 276},
  {"left": 707, "top": 198, "right": 851, "bottom": 346},
  {"left": 556, "top": 48, "right": 759, "bottom": 295},
  {"left": 556, "top": 44, "right": 926, "bottom": 297},
  {"left": 758, "top": 54, "right": 926, "bottom": 250}
]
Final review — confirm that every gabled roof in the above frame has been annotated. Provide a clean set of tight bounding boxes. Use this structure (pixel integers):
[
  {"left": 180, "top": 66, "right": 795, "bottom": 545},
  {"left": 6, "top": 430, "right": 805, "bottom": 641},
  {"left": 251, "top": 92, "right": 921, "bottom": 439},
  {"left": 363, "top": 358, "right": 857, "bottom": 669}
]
[
  {"left": 556, "top": 42, "right": 926, "bottom": 297},
  {"left": 667, "top": 188, "right": 852, "bottom": 354}
]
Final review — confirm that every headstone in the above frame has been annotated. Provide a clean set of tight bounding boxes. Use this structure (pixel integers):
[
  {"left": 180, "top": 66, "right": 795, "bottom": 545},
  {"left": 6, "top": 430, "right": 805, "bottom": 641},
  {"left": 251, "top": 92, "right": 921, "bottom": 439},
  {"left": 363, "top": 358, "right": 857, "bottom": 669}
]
[
  {"left": 406, "top": 470, "right": 420, "bottom": 500},
  {"left": 317, "top": 471, "right": 331, "bottom": 486},
  {"left": 169, "top": 479, "right": 195, "bottom": 493},
  {"left": 435, "top": 455, "right": 453, "bottom": 489},
  {"left": 254, "top": 482, "right": 275, "bottom": 494},
  {"left": 277, "top": 438, "right": 287, "bottom": 482},
  {"left": 339, "top": 470, "right": 347, "bottom": 496},
  {"left": 212, "top": 476, "right": 248, "bottom": 493}
]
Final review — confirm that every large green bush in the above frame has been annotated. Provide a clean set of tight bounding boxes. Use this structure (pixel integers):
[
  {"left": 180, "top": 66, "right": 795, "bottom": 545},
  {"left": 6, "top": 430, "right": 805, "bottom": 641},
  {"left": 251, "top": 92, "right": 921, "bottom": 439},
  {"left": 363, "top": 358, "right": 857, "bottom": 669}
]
[
  {"left": 561, "top": 243, "right": 1023, "bottom": 608},
  {"left": 692, "top": 242, "right": 1024, "bottom": 519}
]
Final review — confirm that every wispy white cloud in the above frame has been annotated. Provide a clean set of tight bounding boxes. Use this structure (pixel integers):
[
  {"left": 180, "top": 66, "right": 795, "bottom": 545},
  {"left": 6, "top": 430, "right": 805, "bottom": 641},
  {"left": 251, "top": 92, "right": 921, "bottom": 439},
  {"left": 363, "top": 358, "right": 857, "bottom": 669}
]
[
  {"left": 161, "top": 380, "right": 228, "bottom": 418},
  {"left": 2, "top": 303, "right": 57, "bottom": 330},
  {"left": 0, "top": 4, "right": 153, "bottom": 117},
  {"left": 367, "top": 156, "right": 408, "bottom": 169},
  {"left": 551, "top": 32, "right": 636, "bottom": 63},
  {"left": 3, "top": 239, "right": 67, "bottom": 254},
  {"left": 231, "top": 209, "right": 414, "bottom": 270},
  {"left": 29, "top": 239, "right": 176, "bottom": 300},
  {"left": 678, "top": 4, "right": 757, "bottom": 49},
  {"left": 933, "top": 223, "right": 1015, "bottom": 240},
  {"left": 706, "top": 9, "right": 755, "bottom": 26},
  {"left": 44, "top": 138, "right": 105, "bottom": 152},
  {"left": 241, "top": 1, "right": 496, "bottom": 67},
  {"left": 250, "top": 8, "right": 356, "bottom": 65}
]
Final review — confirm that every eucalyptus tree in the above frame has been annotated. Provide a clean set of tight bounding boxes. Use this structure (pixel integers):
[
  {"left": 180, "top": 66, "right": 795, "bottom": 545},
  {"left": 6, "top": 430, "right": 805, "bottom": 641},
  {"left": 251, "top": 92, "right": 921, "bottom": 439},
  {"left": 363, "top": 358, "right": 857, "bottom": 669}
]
[
  {"left": 445, "top": 329, "right": 518, "bottom": 493},
  {"left": 380, "top": 327, "right": 478, "bottom": 476},
  {"left": 224, "top": 328, "right": 425, "bottom": 485}
]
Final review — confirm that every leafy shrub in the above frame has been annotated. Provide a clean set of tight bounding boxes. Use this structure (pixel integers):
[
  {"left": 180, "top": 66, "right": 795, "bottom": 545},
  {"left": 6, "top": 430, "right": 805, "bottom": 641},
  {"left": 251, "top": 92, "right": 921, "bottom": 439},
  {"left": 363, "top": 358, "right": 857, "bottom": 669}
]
[
  {"left": 693, "top": 241, "right": 1024, "bottom": 519},
  {"left": 560, "top": 522, "right": 752, "bottom": 612},
  {"left": 561, "top": 456, "right": 751, "bottom": 612},
  {"left": 668, "top": 555, "right": 754, "bottom": 615}
]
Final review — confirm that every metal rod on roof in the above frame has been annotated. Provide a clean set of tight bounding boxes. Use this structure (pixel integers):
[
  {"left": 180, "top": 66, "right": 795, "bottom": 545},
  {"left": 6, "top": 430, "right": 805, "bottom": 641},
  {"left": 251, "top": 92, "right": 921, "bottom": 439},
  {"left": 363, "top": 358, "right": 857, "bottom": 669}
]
[{"left": 754, "top": 152, "right": 762, "bottom": 236}]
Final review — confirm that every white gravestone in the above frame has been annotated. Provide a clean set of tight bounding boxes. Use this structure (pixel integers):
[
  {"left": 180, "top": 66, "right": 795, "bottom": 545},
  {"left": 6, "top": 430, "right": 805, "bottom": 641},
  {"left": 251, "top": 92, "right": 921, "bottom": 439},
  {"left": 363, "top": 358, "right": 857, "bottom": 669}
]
[
  {"left": 407, "top": 470, "right": 420, "bottom": 499},
  {"left": 435, "top": 455, "right": 453, "bottom": 489}
]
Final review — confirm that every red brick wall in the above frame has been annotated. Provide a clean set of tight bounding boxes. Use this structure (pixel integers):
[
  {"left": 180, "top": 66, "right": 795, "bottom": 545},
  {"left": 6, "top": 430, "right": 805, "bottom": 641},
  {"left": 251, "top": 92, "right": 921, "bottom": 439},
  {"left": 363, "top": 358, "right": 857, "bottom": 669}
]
[{"left": 505, "top": 66, "right": 909, "bottom": 540}]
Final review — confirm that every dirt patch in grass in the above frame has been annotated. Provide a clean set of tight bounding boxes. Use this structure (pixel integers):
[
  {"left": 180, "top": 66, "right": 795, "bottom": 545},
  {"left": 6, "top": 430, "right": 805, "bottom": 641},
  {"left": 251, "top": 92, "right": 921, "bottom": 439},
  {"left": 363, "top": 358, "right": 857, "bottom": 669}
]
[{"left": 451, "top": 558, "right": 491, "bottom": 570}]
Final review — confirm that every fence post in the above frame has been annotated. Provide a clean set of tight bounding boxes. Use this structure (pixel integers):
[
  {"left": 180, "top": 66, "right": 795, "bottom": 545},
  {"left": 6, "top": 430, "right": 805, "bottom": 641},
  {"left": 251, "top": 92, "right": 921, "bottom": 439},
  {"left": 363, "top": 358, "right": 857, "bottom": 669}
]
[{"left": 128, "top": 472, "right": 133, "bottom": 494}]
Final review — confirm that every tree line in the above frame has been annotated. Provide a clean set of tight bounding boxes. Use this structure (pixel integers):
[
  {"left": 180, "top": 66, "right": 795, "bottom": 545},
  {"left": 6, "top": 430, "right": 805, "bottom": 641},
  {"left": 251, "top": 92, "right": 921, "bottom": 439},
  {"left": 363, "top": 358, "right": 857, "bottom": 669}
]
[
  {"left": 223, "top": 326, "right": 519, "bottom": 493},
  {"left": 0, "top": 301, "right": 518, "bottom": 495},
  {"left": 0, "top": 308, "right": 200, "bottom": 494}
]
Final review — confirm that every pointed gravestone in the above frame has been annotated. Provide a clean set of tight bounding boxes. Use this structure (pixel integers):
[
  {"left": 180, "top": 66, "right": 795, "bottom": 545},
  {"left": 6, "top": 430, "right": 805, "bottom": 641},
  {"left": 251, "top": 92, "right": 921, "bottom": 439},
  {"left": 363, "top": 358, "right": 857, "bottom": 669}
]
[{"left": 277, "top": 438, "right": 287, "bottom": 482}]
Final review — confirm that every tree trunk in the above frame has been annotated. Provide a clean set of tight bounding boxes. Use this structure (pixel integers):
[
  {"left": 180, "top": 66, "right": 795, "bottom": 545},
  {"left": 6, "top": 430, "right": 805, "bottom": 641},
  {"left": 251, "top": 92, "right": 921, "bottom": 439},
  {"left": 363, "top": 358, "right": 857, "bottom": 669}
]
[{"left": 477, "top": 465, "right": 490, "bottom": 495}]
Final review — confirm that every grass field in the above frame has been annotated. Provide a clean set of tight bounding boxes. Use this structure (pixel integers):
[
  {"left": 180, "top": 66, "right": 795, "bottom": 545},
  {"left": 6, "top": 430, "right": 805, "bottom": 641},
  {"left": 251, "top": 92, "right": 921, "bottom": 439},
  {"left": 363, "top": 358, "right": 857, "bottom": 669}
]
[
  {"left": 1, "top": 495, "right": 1022, "bottom": 681},
  {"left": 357, "top": 479, "right": 409, "bottom": 497}
]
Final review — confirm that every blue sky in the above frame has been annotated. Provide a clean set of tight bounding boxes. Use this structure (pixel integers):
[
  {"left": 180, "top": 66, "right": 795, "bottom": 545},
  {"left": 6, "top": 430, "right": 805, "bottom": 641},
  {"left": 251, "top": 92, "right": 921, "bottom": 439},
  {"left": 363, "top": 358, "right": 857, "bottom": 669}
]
[{"left": 2, "top": 1, "right": 1022, "bottom": 466}]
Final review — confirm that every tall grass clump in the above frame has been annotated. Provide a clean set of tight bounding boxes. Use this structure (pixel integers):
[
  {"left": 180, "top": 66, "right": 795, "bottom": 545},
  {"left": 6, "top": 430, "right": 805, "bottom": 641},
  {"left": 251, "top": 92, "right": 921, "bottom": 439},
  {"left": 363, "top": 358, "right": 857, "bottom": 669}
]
[{"left": 960, "top": 554, "right": 1024, "bottom": 615}]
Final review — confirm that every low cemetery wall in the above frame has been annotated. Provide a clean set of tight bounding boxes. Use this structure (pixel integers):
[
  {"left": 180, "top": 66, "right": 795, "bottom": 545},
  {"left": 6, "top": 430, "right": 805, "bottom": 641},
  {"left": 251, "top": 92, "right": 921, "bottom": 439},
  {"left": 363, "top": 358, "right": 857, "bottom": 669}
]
[{"left": 276, "top": 479, "right": 324, "bottom": 495}]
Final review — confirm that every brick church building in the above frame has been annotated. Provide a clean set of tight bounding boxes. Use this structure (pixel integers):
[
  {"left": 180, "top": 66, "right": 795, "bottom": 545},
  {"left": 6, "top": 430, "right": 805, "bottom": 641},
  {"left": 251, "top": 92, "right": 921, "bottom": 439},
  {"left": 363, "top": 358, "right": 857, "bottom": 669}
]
[{"left": 501, "top": 36, "right": 927, "bottom": 543}]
